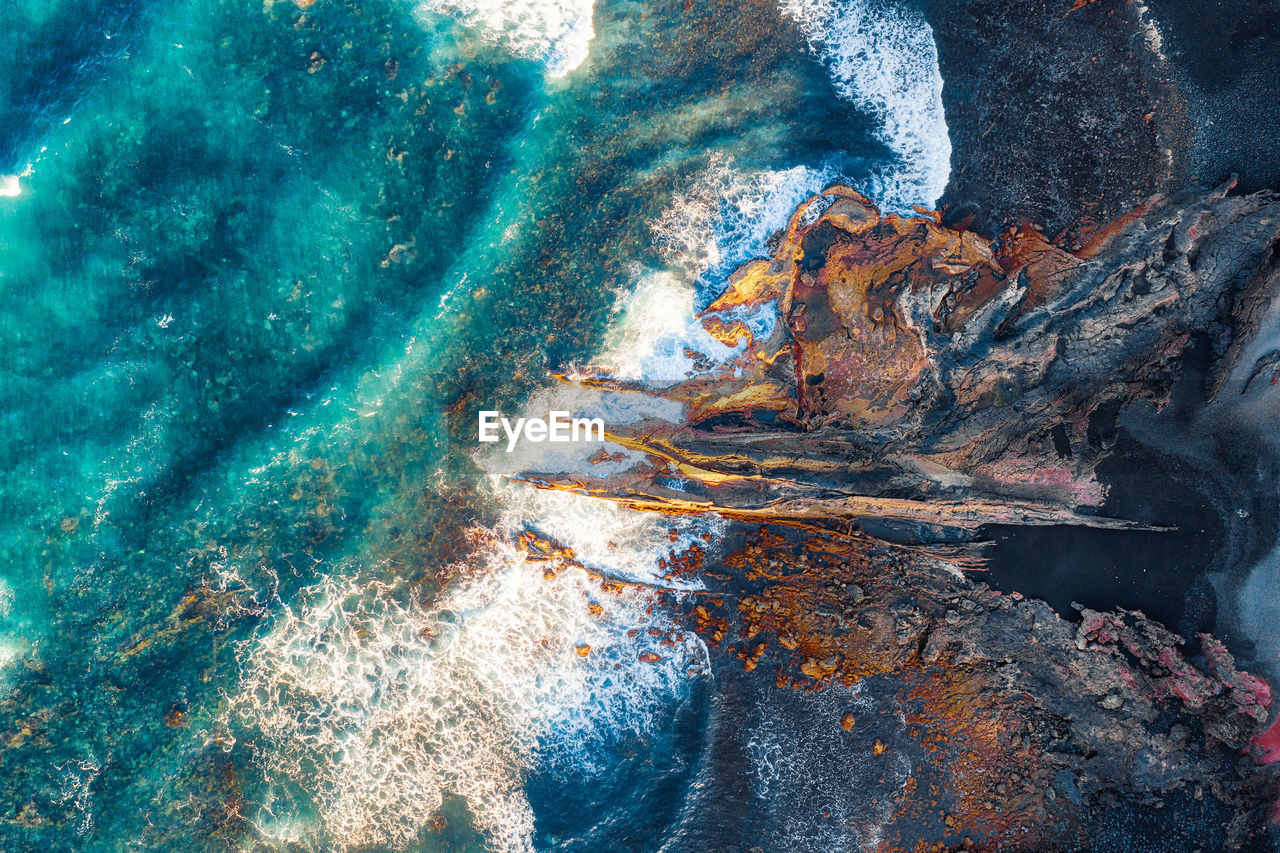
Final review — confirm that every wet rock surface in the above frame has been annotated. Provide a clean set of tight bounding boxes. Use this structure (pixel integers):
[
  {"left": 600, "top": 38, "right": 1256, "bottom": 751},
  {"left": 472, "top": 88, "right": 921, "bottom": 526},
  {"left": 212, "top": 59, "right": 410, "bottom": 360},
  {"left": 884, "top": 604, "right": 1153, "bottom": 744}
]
[
  {"left": 523, "top": 180, "right": 1280, "bottom": 848},
  {"left": 653, "top": 523, "right": 1276, "bottom": 851}
]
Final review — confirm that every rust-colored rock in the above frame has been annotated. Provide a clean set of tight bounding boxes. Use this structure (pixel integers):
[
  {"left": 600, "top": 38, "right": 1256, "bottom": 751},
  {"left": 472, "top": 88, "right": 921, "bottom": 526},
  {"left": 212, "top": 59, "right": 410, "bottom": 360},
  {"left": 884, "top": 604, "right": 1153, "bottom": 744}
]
[
  {"left": 513, "top": 184, "right": 1280, "bottom": 848},
  {"left": 527, "top": 184, "right": 1280, "bottom": 540}
]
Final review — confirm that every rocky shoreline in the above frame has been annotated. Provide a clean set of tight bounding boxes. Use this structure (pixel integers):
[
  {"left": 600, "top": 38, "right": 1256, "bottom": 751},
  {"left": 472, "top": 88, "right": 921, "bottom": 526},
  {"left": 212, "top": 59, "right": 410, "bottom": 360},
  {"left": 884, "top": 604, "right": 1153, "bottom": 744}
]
[{"left": 522, "top": 175, "right": 1280, "bottom": 848}]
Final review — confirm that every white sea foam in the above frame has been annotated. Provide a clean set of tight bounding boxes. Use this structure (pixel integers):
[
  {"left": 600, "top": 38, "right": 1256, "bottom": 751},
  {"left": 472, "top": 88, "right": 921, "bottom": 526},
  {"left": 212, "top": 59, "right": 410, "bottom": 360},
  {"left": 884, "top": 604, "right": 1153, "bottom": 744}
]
[
  {"left": 652, "top": 156, "right": 835, "bottom": 287},
  {"left": 415, "top": 0, "right": 595, "bottom": 76},
  {"left": 478, "top": 378, "right": 726, "bottom": 587},
  {"left": 54, "top": 757, "right": 101, "bottom": 837},
  {"left": 227, "top": 537, "right": 707, "bottom": 852},
  {"left": 618, "top": 159, "right": 832, "bottom": 384},
  {"left": 595, "top": 271, "right": 741, "bottom": 381},
  {"left": 780, "top": 0, "right": 951, "bottom": 211},
  {"left": 0, "top": 581, "right": 30, "bottom": 692},
  {"left": 492, "top": 476, "right": 721, "bottom": 588},
  {"left": 0, "top": 163, "right": 36, "bottom": 199},
  {"left": 1133, "top": 1, "right": 1167, "bottom": 61}
]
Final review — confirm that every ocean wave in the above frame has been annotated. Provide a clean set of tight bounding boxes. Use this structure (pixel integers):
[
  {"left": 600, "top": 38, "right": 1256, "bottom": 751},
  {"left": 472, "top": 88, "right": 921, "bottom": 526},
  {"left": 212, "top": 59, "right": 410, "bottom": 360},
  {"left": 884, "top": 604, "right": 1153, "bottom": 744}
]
[
  {"left": 651, "top": 155, "right": 835, "bottom": 290},
  {"left": 593, "top": 270, "right": 743, "bottom": 381},
  {"left": 415, "top": 0, "right": 594, "bottom": 76},
  {"left": 491, "top": 475, "right": 721, "bottom": 589},
  {"left": 780, "top": 0, "right": 951, "bottom": 211},
  {"left": 226, "top": 533, "right": 707, "bottom": 852},
  {"left": 616, "top": 158, "right": 832, "bottom": 383}
]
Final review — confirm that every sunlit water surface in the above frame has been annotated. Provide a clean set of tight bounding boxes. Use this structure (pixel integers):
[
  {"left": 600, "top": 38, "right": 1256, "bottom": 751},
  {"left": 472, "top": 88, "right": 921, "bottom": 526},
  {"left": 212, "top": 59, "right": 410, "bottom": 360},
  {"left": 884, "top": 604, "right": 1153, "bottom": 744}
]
[{"left": 0, "top": 0, "right": 949, "bottom": 848}]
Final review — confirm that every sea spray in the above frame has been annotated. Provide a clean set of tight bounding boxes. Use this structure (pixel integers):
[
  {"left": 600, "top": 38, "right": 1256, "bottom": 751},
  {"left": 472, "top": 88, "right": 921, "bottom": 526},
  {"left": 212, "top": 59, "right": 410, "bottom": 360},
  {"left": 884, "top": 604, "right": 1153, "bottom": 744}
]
[
  {"left": 779, "top": 0, "right": 951, "bottom": 211},
  {"left": 415, "top": 0, "right": 595, "bottom": 75},
  {"left": 588, "top": 158, "right": 836, "bottom": 386},
  {"left": 650, "top": 155, "right": 836, "bottom": 291},
  {"left": 225, "top": 530, "right": 708, "bottom": 852},
  {"left": 595, "top": 271, "right": 741, "bottom": 381}
]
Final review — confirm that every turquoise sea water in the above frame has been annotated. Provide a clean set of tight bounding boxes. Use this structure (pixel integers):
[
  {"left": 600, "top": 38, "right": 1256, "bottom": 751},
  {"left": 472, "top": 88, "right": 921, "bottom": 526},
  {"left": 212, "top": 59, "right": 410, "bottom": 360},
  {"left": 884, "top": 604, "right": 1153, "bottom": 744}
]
[{"left": 0, "top": 0, "right": 944, "bottom": 849}]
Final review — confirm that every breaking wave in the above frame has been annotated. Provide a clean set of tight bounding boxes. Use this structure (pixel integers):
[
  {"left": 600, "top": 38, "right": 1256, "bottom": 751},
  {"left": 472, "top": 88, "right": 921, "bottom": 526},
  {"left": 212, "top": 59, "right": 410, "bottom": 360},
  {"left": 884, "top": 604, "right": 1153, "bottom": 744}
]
[
  {"left": 595, "top": 270, "right": 741, "bottom": 381},
  {"left": 617, "top": 158, "right": 833, "bottom": 383},
  {"left": 780, "top": 0, "right": 951, "bottom": 211},
  {"left": 226, "top": 531, "right": 708, "bottom": 852},
  {"left": 651, "top": 155, "right": 834, "bottom": 290},
  {"left": 415, "top": 0, "right": 595, "bottom": 76}
]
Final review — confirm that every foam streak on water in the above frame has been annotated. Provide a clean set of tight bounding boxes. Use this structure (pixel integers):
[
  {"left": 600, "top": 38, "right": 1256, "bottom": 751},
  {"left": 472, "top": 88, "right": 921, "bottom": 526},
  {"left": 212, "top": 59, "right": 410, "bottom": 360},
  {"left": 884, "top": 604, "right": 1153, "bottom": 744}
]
[
  {"left": 226, "top": 533, "right": 707, "bottom": 852},
  {"left": 415, "top": 0, "right": 594, "bottom": 76},
  {"left": 650, "top": 155, "right": 834, "bottom": 291},
  {"left": 780, "top": 0, "right": 951, "bottom": 211}
]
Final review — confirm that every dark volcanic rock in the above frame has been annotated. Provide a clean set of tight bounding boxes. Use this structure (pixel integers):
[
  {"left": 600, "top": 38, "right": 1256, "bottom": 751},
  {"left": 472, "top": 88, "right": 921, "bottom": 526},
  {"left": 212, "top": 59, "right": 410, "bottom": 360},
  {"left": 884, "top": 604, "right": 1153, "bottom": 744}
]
[
  {"left": 647, "top": 522, "right": 1277, "bottom": 851},
  {"left": 522, "top": 178, "right": 1280, "bottom": 848},
  {"left": 924, "top": 0, "right": 1180, "bottom": 238},
  {"left": 1143, "top": 0, "right": 1280, "bottom": 195},
  {"left": 924, "top": 0, "right": 1280, "bottom": 241}
]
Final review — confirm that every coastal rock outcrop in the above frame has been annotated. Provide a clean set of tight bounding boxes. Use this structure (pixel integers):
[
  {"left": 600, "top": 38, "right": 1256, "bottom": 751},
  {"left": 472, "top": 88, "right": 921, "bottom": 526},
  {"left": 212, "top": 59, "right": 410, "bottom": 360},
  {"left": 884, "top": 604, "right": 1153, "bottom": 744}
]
[
  {"left": 530, "top": 183, "right": 1280, "bottom": 538},
  {"left": 520, "top": 183, "right": 1280, "bottom": 849}
]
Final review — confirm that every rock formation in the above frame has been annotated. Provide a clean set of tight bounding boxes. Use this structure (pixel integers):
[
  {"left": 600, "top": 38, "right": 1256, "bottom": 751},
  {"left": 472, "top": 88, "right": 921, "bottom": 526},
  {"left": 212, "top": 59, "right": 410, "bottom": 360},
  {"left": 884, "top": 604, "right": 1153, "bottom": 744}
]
[
  {"left": 529, "top": 182, "right": 1280, "bottom": 538},
  {"left": 519, "top": 183, "right": 1280, "bottom": 849}
]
